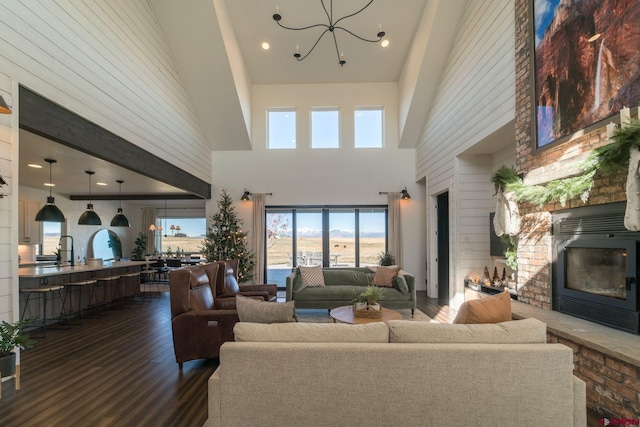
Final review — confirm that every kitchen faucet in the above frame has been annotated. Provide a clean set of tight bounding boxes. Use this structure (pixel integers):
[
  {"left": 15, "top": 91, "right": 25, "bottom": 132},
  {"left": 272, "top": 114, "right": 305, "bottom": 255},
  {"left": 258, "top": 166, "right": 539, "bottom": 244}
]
[{"left": 59, "top": 235, "right": 75, "bottom": 266}]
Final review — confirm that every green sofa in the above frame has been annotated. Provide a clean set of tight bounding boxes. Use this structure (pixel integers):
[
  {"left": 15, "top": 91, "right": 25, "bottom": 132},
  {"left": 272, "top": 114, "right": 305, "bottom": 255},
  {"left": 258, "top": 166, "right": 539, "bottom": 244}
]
[{"left": 285, "top": 267, "right": 416, "bottom": 315}]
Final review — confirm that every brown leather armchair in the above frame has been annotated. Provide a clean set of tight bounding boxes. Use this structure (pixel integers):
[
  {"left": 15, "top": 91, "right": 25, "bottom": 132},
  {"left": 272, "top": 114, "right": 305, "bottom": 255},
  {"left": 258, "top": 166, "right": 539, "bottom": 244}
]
[
  {"left": 213, "top": 260, "right": 278, "bottom": 309},
  {"left": 169, "top": 263, "right": 239, "bottom": 368}
]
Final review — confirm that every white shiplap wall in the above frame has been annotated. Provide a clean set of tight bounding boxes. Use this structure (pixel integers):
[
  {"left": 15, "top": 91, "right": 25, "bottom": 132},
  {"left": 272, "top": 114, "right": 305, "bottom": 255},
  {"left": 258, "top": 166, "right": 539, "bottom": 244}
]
[
  {"left": 0, "top": 73, "right": 17, "bottom": 324},
  {"left": 0, "top": 0, "right": 210, "bottom": 182},
  {"left": 416, "top": 0, "right": 515, "bottom": 185},
  {"left": 417, "top": 0, "right": 515, "bottom": 303}
]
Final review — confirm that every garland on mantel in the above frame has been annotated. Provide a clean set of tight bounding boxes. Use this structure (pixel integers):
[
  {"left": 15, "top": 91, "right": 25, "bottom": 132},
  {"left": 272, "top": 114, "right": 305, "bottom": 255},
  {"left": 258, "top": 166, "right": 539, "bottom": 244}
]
[{"left": 492, "top": 118, "right": 640, "bottom": 208}]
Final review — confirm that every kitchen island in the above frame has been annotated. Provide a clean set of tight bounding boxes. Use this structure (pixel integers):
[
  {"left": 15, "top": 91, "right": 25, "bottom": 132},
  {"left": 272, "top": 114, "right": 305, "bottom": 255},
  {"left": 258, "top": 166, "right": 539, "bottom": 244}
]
[{"left": 19, "top": 260, "right": 151, "bottom": 327}]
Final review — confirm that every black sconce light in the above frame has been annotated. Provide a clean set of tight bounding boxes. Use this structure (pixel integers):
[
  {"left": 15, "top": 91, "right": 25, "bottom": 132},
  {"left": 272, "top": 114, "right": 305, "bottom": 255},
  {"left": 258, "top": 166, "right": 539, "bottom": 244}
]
[
  {"left": 241, "top": 189, "right": 251, "bottom": 201},
  {"left": 401, "top": 187, "right": 411, "bottom": 200}
]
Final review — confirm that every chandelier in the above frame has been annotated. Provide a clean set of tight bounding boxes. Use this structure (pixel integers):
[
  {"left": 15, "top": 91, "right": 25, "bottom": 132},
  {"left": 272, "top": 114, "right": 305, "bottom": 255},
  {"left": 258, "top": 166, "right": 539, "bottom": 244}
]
[{"left": 272, "top": 0, "right": 386, "bottom": 67}]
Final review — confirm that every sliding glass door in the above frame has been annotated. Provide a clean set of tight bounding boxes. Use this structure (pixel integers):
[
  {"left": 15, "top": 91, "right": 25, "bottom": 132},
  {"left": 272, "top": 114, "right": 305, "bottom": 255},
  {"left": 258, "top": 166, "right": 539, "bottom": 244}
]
[{"left": 265, "top": 206, "right": 387, "bottom": 287}]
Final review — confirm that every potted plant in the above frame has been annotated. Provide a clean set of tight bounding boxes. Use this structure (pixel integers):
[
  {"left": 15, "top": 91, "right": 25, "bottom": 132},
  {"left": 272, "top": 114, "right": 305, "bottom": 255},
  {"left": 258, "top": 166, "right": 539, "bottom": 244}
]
[
  {"left": 131, "top": 232, "right": 147, "bottom": 260},
  {"left": 355, "top": 286, "right": 384, "bottom": 311},
  {"left": 377, "top": 250, "right": 395, "bottom": 266},
  {"left": 0, "top": 319, "right": 35, "bottom": 378}
]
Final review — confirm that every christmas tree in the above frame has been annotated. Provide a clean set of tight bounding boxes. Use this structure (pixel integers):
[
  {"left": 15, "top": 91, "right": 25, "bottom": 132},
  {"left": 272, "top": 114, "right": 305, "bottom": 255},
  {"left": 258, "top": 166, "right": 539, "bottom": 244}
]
[{"left": 201, "top": 189, "right": 255, "bottom": 283}]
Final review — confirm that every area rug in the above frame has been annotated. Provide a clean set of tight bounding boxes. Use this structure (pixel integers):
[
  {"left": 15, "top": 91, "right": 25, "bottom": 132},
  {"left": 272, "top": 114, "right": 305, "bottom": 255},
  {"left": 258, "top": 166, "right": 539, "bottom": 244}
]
[{"left": 295, "top": 308, "right": 432, "bottom": 323}]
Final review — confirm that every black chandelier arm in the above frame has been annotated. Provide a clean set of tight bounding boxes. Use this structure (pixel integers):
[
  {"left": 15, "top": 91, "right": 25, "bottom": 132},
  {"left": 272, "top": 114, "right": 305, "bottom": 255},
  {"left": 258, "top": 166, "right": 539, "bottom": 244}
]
[
  {"left": 321, "top": 0, "right": 332, "bottom": 25},
  {"left": 334, "top": 26, "right": 383, "bottom": 43},
  {"left": 296, "top": 28, "right": 332, "bottom": 61},
  {"left": 333, "top": 0, "right": 375, "bottom": 27},
  {"left": 332, "top": 31, "right": 343, "bottom": 64},
  {"left": 275, "top": 20, "right": 329, "bottom": 32}
]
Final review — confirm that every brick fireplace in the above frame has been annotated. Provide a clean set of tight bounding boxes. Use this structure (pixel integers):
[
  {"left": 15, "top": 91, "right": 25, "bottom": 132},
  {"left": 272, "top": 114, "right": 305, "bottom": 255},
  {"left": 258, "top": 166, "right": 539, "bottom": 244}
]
[{"left": 514, "top": 0, "right": 640, "bottom": 418}]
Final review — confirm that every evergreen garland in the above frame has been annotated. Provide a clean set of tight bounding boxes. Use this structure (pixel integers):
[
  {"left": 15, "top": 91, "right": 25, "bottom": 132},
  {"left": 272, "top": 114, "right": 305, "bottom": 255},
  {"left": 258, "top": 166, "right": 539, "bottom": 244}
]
[
  {"left": 493, "top": 118, "right": 640, "bottom": 208},
  {"left": 201, "top": 189, "right": 255, "bottom": 283}
]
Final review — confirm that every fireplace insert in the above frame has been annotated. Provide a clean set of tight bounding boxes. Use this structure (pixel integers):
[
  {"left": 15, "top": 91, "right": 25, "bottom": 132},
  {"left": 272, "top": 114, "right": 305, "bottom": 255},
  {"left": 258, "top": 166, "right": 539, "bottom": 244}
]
[{"left": 553, "top": 202, "right": 639, "bottom": 334}]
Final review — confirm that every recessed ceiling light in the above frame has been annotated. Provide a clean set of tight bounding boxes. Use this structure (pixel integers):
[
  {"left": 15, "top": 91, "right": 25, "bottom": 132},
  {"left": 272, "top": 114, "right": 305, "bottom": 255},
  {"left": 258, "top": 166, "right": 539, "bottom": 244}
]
[
  {"left": 262, "top": 42, "right": 270, "bottom": 50},
  {"left": 44, "top": 183, "right": 55, "bottom": 187},
  {"left": 28, "top": 163, "right": 42, "bottom": 168},
  {"left": 381, "top": 39, "right": 389, "bottom": 48},
  {"left": 96, "top": 182, "right": 107, "bottom": 186}
]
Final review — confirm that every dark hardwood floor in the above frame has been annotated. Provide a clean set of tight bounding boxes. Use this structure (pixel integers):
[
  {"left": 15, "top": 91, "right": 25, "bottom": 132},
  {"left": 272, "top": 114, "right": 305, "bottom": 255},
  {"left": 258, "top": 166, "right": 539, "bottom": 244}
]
[
  {"left": 1, "top": 291, "right": 598, "bottom": 426},
  {"left": 0, "top": 292, "right": 216, "bottom": 427}
]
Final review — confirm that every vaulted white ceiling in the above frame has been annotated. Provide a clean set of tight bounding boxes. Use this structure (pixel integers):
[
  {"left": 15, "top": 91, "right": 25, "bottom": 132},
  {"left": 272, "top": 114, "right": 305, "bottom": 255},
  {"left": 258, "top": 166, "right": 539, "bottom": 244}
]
[{"left": 150, "top": 0, "right": 467, "bottom": 151}]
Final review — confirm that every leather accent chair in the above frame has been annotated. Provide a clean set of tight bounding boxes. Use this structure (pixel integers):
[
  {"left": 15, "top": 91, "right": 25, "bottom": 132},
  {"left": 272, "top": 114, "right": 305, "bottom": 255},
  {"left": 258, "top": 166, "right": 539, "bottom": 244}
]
[
  {"left": 169, "top": 263, "right": 239, "bottom": 369},
  {"left": 213, "top": 260, "right": 278, "bottom": 309}
]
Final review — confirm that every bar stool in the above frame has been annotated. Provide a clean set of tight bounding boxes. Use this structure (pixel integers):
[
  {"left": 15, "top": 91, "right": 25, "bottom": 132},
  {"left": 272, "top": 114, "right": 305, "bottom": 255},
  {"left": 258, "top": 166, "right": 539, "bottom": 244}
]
[
  {"left": 120, "top": 272, "right": 142, "bottom": 304},
  {"left": 20, "top": 278, "right": 70, "bottom": 337},
  {"left": 63, "top": 279, "right": 97, "bottom": 324},
  {"left": 89, "top": 276, "right": 120, "bottom": 312},
  {"left": 140, "top": 268, "right": 159, "bottom": 300}
]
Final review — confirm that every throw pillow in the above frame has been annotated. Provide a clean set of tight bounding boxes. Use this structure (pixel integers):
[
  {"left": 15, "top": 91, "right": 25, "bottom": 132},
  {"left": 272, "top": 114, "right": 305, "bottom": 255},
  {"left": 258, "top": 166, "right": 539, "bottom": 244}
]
[
  {"left": 299, "top": 265, "right": 325, "bottom": 287},
  {"left": 392, "top": 275, "right": 410, "bottom": 294},
  {"left": 453, "top": 290, "right": 512, "bottom": 324},
  {"left": 235, "top": 295, "right": 297, "bottom": 323},
  {"left": 371, "top": 265, "right": 400, "bottom": 287}
]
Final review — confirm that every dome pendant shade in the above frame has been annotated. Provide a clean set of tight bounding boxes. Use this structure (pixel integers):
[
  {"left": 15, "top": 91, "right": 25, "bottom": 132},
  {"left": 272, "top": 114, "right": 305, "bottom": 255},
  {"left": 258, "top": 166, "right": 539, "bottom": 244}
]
[
  {"left": 78, "top": 171, "right": 101, "bottom": 225},
  {"left": 110, "top": 180, "right": 130, "bottom": 227},
  {"left": 111, "top": 208, "right": 130, "bottom": 227},
  {"left": 35, "top": 159, "right": 65, "bottom": 222},
  {"left": 78, "top": 203, "right": 102, "bottom": 225},
  {"left": 35, "top": 196, "right": 65, "bottom": 222}
]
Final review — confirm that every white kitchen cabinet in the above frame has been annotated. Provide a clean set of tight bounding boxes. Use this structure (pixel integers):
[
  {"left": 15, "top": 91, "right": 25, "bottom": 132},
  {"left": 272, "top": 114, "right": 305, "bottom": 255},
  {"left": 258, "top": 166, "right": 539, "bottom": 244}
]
[{"left": 18, "top": 199, "right": 42, "bottom": 245}]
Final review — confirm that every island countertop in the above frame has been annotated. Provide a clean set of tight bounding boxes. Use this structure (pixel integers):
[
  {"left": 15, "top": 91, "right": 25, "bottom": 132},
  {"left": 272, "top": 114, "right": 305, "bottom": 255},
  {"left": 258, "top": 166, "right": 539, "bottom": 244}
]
[{"left": 18, "top": 260, "right": 150, "bottom": 278}]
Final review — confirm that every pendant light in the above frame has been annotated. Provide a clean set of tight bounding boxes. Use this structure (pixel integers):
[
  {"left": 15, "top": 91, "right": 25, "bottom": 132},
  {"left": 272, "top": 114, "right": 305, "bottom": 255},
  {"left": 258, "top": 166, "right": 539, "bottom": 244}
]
[
  {"left": 78, "top": 171, "right": 102, "bottom": 225},
  {"left": 110, "top": 180, "right": 130, "bottom": 227},
  {"left": 35, "top": 158, "right": 65, "bottom": 222}
]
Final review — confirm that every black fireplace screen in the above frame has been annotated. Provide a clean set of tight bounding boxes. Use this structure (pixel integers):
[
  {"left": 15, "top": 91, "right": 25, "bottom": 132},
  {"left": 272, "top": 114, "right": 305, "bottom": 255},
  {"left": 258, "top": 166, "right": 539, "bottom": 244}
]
[{"left": 565, "top": 247, "right": 627, "bottom": 300}]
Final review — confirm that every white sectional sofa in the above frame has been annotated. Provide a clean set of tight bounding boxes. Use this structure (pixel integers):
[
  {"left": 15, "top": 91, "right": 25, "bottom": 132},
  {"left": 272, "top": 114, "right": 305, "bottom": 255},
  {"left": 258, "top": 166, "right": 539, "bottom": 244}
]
[{"left": 207, "top": 319, "right": 586, "bottom": 427}]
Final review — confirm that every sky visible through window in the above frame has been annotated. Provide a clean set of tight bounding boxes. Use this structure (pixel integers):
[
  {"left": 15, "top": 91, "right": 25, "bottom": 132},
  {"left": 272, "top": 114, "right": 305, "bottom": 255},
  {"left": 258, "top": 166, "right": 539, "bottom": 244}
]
[
  {"left": 268, "top": 109, "right": 296, "bottom": 149},
  {"left": 276, "top": 211, "right": 385, "bottom": 237},
  {"left": 355, "top": 108, "right": 382, "bottom": 148},
  {"left": 311, "top": 109, "right": 339, "bottom": 148},
  {"left": 160, "top": 218, "right": 206, "bottom": 236}
]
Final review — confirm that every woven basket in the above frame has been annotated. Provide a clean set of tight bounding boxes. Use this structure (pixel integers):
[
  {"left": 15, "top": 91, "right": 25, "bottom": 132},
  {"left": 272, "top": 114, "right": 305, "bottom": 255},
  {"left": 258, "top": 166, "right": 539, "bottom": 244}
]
[{"left": 353, "top": 305, "right": 382, "bottom": 319}]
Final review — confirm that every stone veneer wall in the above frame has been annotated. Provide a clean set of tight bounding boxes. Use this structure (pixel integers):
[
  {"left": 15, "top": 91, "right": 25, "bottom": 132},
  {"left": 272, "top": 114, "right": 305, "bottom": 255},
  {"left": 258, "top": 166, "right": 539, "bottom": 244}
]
[{"left": 514, "top": 0, "right": 638, "bottom": 418}]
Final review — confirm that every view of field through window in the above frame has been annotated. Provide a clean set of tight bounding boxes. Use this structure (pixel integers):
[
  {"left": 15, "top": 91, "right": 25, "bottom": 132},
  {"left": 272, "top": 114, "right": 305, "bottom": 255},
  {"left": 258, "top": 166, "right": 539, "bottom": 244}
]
[{"left": 266, "top": 208, "right": 387, "bottom": 287}]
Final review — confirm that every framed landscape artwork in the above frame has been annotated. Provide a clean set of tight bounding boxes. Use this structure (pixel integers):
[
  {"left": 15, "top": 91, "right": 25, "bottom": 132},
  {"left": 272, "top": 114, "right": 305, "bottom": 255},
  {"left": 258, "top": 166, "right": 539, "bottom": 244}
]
[{"left": 532, "top": 0, "right": 640, "bottom": 148}]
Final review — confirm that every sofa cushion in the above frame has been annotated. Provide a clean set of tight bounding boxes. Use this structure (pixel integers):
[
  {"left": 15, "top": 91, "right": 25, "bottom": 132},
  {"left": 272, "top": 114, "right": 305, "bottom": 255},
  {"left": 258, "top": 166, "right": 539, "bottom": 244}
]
[
  {"left": 453, "top": 290, "right": 512, "bottom": 324},
  {"left": 371, "top": 265, "right": 400, "bottom": 286},
  {"left": 387, "top": 318, "right": 547, "bottom": 343},
  {"left": 393, "top": 275, "right": 410, "bottom": 294},
  {"left": 323, "top": 269, "right": 373, "bottom": 286},
  {"left": 299, "top": 265, "right": 325, "bottom": 287},
  {"left": 233, "top": 321, "right": 389, "bottom": 343},
  {"left": 236, "top": 295, "right": 297, "bottom": 323}
]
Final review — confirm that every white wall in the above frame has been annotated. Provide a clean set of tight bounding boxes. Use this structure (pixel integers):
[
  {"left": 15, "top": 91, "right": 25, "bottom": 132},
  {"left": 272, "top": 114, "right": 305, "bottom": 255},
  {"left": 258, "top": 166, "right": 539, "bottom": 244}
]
[
  {"left": 0, "top": 73, "right": 17, "bottom": 324},
  {"left": 211, "top": 82, "right": 426, "bottom": 289},
  {"left": 0, "top": 1, "right": 209, "bottom": 182},
  {"left": 416, "top": 0, "right": 515, "bottom": 305}
]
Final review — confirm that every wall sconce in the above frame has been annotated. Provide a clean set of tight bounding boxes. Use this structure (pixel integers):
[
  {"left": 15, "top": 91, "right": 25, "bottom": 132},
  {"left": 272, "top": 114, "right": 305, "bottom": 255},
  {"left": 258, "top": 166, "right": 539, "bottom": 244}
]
[
  {"left": 240, "top": 189, "right": 251, "bottom": 201},
  {"left": 0, "top": 92, "right": 12, "bottom": 114},
  {"left": 379, "top": 188, "right": 411, "bottom": 199},
  {"left": 401, "top": 187, "right": 411, "bottom": 200}
]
